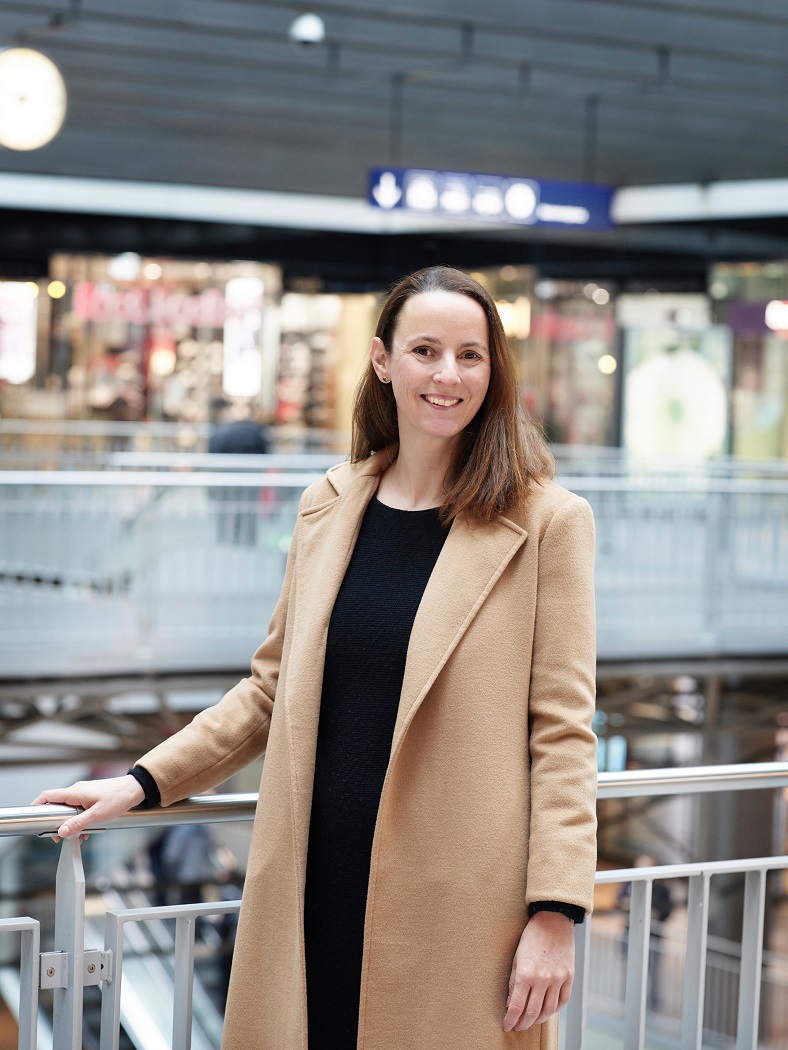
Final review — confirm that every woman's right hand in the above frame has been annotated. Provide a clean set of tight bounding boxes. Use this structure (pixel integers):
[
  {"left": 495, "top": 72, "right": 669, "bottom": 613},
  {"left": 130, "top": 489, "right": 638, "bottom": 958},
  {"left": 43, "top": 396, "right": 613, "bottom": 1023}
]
[{"left": 31, "top": 775, "right": 146, "bottom": 841}]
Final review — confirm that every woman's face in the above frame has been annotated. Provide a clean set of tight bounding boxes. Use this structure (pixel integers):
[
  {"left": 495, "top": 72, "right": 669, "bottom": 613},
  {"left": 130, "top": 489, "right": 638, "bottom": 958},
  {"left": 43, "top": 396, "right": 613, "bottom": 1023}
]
[{"left": 370, "top": 291, "right": 491, "bottom": 452}]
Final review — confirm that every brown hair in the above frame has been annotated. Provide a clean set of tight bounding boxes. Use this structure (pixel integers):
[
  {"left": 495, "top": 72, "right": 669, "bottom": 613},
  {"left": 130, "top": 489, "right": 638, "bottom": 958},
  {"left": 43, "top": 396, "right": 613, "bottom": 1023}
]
[{"left": 351, "top": 266, "right": 554, "bottom": 524}]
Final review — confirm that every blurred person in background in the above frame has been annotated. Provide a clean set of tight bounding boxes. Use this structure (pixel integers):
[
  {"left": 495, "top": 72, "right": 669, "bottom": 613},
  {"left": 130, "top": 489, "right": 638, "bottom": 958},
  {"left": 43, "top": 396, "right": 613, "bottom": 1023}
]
[
  {"left": 209, "top": 397, "right": 270, "bottom": 545},
  {"left": 34, "top": 266, "right": 597, "bottom": 1050},
  {"left": 148, "top": 822, "right": 216, "bottom": 907}
]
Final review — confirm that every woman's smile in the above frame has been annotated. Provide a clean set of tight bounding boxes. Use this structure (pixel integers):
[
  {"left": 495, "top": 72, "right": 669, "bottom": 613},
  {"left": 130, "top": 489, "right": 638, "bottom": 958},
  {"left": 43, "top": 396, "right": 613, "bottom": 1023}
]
[{"left": 422, "top": 394, "right": 462, "bottom": 408}]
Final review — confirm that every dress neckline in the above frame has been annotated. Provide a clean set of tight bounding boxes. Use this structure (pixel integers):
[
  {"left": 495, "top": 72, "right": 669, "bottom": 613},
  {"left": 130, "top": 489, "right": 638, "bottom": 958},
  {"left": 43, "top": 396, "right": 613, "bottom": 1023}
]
[{"left": 372, "top": 496, "right": 442, "bottom": 514}]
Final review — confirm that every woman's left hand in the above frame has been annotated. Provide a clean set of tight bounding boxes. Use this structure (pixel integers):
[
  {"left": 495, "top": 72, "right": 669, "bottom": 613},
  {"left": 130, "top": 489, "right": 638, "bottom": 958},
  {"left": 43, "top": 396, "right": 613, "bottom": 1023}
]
[{"left": 503, "top": 911, "right": 575, "bottom": 1032}]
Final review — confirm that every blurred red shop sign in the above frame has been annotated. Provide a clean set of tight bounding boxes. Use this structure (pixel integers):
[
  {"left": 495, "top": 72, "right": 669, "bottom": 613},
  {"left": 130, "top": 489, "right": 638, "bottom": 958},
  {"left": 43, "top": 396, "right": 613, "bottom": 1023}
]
[
  {"left": 530, "top": 311, "right": 615, "bottom": 341},
  {"left": 73, "top": 283, "right": 227, "bottom": 328}
]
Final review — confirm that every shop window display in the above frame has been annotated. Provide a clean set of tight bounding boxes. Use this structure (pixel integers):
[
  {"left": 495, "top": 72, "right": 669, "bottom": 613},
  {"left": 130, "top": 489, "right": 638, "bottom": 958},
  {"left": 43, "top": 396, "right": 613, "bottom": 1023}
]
[
  {"left": 730, "top": 333, "right": 788, "bottom": 460},
  {"left": 276, "top": 294, "right": 342, "bottom": 430},
  {"left": 451, "top": 269, "right": 618, "bottom": 449},
  {"left": 711, "top": 263, "right": 788, "bottom": 461},
  {"left": 0, "top": 255, "right": 281, "bottom": 428},
  {"left": 530, "top": 283, "right": 618, "bottom": 448},
  {"left": 617, "top": 294, "right": 731, "bottom": 461}
]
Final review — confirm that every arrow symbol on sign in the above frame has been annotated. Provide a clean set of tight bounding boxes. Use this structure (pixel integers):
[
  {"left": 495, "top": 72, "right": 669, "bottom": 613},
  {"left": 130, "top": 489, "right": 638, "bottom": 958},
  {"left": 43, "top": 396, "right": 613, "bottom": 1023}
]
[{"left": 371, "top": 171, "right": 402, "bottom": 209}]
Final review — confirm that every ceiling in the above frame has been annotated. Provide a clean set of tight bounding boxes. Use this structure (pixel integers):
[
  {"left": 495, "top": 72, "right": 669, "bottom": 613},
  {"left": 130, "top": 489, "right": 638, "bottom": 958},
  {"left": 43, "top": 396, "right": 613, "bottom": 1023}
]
[
  {"left": 1, "top": 0, "right": 788, "bottom": 281},
  {"left": 1, "top": 0, "right": 787, "bottom": 198}
]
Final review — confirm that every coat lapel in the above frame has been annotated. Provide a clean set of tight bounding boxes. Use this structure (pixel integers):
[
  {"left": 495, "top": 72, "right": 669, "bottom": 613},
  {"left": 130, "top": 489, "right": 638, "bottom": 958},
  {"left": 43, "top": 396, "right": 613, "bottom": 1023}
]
[{"left": 391, "top": 513, "right": 527, "bottom": 755}]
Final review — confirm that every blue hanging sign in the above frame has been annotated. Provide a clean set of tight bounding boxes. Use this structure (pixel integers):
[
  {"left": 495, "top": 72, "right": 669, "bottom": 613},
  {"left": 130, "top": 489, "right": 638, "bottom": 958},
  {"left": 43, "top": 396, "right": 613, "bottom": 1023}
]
[{"left": 368, "top": 166, "right": 614, "bottom": 230}]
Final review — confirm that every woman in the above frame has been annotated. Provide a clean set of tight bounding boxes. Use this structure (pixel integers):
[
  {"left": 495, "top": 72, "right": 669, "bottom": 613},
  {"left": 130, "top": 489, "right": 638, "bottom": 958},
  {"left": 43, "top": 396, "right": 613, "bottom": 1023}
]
[{"left": 35, "top": 266, "right": 597, "bottom": 1050}]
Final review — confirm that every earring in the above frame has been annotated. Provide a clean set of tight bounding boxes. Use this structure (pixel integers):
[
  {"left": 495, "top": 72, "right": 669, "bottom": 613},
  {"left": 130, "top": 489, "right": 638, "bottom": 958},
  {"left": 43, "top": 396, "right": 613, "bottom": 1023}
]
[{"left": 380, "top": 375, "right": 390, "bottom": 384}]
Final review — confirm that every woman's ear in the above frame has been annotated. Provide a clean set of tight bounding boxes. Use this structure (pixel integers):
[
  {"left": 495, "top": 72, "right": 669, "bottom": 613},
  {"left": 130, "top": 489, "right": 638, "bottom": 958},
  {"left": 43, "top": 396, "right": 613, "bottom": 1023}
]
[{"left": 370, "top": 337, "right": 389, "bottom": 380}]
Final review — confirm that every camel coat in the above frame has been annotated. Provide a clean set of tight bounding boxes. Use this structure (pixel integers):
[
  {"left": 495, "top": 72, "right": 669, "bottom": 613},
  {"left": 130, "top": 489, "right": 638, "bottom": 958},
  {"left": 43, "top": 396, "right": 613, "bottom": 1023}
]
[{"left": 139, "top": 451, "right": 598, "bottom": 1050}]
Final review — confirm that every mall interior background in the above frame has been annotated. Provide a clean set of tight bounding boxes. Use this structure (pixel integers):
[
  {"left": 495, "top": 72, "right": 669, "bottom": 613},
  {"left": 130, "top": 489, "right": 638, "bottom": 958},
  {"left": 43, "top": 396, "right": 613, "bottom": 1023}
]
[{"left": 1, "top": 1, "right": 788, "bottom": 1047}]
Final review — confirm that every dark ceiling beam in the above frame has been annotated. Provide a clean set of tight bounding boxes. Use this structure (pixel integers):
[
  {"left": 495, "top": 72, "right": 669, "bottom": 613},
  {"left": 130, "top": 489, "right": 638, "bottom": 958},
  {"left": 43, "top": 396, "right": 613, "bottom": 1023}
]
[{"left": 3, "top": 0, "right": 788, "bottom": 70}]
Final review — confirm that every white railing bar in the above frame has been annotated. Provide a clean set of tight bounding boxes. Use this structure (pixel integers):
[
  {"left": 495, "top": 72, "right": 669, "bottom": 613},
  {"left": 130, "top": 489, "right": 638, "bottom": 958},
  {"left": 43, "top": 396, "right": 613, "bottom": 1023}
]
[
  {"left": 2, "top": 469, "right": 788, "bottom": 494},
  {"left": 623, "top": 880, "right": 652, "bottom": 1050},
  {"left": 681, "top": 873, "right": 710, "bottom": 1050},
  {"left": 173, "top": 917, "right": 196, "bottom": 1050},
  {"left": 737, "top": 869, "right": 767, "bottom": 1050},
  {"left": 0, "top": 917, "right": 39, "bottom": 1050},
  {"left": 99, "top": 911, "right": 123, "bottom": 1050},
  {"left": 0, "top": 470, "right": 325, "bottom": 488},
  {"left": 563, "top": 476, "right": 788, "bottom": 494},
  {"left": 597, "top": 762, "right": 788, "bottom": 799},
  {"left": 563, "top": 919, "right": 591, "bottom": 1050},
  {"left": 597, "top": 855, "right": 788, "bottom": 883},
  {"left": 107, "top": 901, "right": 241, "bottom": 924}
]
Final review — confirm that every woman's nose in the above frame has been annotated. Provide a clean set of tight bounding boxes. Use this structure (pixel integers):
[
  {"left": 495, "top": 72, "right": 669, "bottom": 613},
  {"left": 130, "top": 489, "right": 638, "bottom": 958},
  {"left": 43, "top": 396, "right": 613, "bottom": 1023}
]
[{"left": 434, "top": 357, "right": 461, "bottom": 384}]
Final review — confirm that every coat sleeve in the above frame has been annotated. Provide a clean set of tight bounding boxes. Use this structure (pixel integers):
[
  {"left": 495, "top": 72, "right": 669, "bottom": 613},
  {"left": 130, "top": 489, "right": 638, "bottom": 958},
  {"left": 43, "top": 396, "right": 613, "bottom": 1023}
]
[
  {"left": 136, "top": 490, "right": 307, "bottom": 807},
  {"left": 525, "top": 494, "right": 598, "bottom": 915}
]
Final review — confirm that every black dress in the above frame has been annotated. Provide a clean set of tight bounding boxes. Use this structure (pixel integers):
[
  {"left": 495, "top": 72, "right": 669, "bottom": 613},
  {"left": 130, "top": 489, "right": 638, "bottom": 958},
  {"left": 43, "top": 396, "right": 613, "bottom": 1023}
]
[{"left": 303, "top": 497, "right": 450, "bottom": 1050}]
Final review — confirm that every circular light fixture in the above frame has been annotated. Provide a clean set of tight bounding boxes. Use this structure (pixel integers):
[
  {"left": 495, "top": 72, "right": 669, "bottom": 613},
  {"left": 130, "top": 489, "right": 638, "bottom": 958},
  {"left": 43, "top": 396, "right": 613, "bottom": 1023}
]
[
  {"left": 597, "top": 354, "right": 617, "bottom": 375},
  {"left": 0, "top": 48, "right": 67, "bottom": 151},
  {"left": 47, "top": 280, "right": 67, "bottom": 299},
  {"left": 287, "top": 12, "right": 325, "bottom": 47}
]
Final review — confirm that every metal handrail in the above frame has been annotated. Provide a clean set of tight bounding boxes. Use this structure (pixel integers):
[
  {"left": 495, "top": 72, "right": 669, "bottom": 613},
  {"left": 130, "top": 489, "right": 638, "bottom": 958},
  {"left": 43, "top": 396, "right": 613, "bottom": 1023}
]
[
  {"left": 4, "top": 762, "right": 788, "bottom": 838},
  {"left": 596, "top": 760, "right": 788, "bottom": 798},
  {"left": 0, "top": 793, "right": 258, "bottom": 837}
]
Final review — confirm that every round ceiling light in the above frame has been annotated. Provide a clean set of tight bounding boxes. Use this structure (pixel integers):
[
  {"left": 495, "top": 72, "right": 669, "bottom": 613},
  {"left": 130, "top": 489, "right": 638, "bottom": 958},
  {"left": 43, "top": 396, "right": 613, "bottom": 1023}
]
[{"left": 0, "top": 48, "right": 67, "bottom": 151}]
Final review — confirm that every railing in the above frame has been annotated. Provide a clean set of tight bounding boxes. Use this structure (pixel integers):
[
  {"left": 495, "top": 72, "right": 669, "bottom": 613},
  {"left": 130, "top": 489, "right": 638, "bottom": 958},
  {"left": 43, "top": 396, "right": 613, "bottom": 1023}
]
[
  {"left": 2, "top": 422, "right": 787, "bottom": 479},
  {"left": 1, "top": 468, "right": 787, "bottom": 675},
  {"left": 2, "top": 763, "right": 788, "bottom": 1050}
]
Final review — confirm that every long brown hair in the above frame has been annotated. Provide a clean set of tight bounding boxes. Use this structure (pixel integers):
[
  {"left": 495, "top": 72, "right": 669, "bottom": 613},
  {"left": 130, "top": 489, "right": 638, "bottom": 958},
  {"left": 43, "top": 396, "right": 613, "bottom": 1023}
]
[{"left": 351, "top": 266, "right": 554, "bottom": 524}]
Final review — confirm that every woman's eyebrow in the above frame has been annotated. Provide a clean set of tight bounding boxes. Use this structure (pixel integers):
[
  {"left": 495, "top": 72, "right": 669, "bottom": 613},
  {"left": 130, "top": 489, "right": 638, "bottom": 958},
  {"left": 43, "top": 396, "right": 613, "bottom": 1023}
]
[{"left": 407, "top": 335, "right": 488, "bottom": 350}]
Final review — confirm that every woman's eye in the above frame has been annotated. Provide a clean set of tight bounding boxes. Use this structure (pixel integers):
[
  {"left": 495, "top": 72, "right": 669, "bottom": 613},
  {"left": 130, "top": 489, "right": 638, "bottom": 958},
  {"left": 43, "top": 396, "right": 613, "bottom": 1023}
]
[{"left": 413, "top": 346, "right": 432, "bottom": 356}]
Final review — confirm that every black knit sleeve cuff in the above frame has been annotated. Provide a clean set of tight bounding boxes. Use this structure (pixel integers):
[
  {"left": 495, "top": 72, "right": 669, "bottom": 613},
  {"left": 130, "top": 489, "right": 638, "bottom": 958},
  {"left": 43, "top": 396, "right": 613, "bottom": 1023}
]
[
  {"left": 127, "top": 765, "right": 162, "bottom": 810},
  {"left": 528, "top": 900, "right": 586, "bottom": 925}
]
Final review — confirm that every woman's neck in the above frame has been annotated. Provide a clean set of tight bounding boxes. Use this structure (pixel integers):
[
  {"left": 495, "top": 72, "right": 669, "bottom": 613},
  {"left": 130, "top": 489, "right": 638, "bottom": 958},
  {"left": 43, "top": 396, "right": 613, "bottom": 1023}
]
[{"left": 377, "top": 439, "right": 454, "bottom": 511}]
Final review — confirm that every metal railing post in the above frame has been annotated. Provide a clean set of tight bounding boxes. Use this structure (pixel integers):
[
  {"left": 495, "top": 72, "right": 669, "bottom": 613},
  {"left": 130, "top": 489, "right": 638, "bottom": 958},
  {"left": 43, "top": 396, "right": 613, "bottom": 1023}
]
[
  {"left": 52, "top": 837, "right": 86, "bottom": 1050},
  {"left": 681, "top": 872, "right": 710, "bottom": 1050},
  {"left": 737, "top": 868, "right": 766, "bottom": 1050},
  {"left": 99, "top": 911, "right": 123, "bottom": 1050},
  {"left": 623, "top": 879, "right": 652, "bottom": 1050},
  {"left": 173, "top": 915, "right": 197, "bottom": 1050},
  {"left": 18, "top": 922, "right": 40, "bottom": 1050},
  {"left": 564, "top": 917, "right": 591, "bottom": 1049}
]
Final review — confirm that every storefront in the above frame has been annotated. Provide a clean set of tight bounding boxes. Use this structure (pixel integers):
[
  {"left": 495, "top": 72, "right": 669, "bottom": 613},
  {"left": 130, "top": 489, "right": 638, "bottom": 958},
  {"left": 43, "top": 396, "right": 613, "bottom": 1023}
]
[
  {"left": 617, "top": 293, "right": 731, "bottom": 460},
  {"left": 478, "top": 266, "right": 619, "bottom": 448},
  {"left": 710, "top": 262, "right": 788, "bottom": 461},
  {"left": 5, "top": 253, "right": 784, "bottom": 463},
  {"left": 0, "top": 254, "right": 378, "bottom": 444}
]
